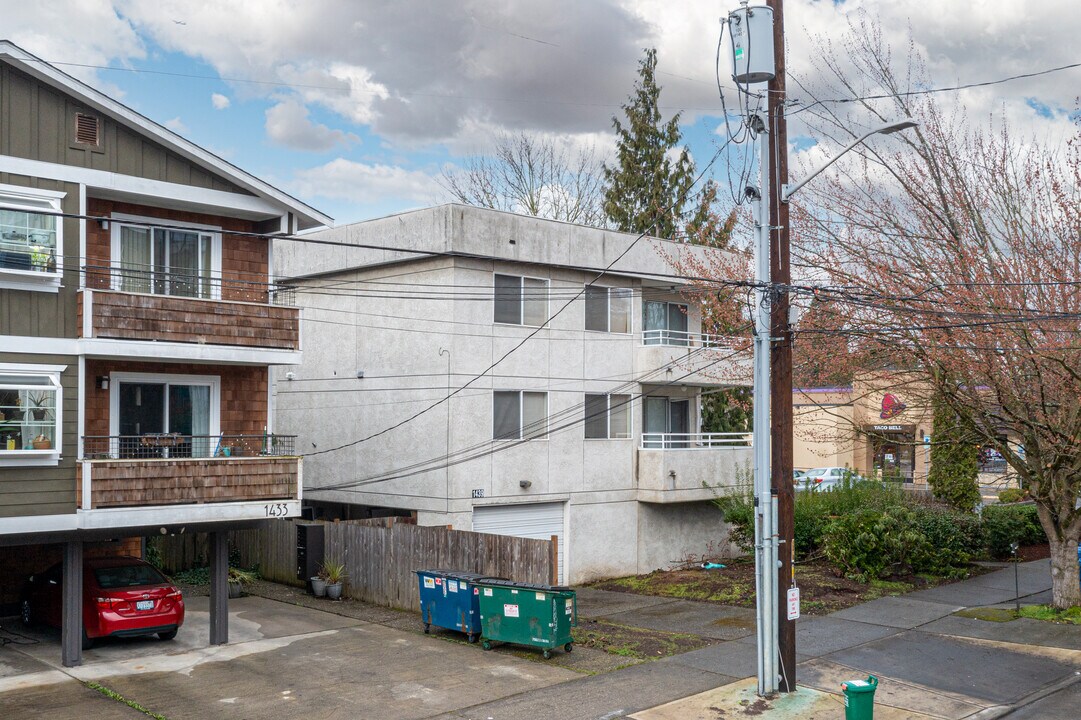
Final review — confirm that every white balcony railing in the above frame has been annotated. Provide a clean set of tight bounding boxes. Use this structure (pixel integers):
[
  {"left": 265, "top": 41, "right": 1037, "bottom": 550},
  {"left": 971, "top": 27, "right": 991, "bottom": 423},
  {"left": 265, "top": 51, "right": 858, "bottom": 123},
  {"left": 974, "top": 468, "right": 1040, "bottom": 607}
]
[
  {"left": 641, "top": 329, "right": 742, "bottom": 349},
  {"left": 641, "top": 432, "right": 752, "bottom": 449}
]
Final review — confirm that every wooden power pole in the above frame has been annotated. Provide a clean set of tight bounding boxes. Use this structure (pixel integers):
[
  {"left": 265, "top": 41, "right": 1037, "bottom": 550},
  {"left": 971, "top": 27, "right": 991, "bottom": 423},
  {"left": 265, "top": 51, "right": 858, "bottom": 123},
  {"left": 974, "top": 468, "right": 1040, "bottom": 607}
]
[{"left": 766, "top": 0, "right": 796, "bottom": 692}]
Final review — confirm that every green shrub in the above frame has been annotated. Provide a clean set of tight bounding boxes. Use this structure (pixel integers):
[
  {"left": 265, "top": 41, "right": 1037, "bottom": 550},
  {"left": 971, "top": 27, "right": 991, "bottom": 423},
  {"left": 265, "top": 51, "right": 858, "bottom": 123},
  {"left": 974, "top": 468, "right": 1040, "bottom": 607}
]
[
  {"left": 983, "top": 503, "right": 1047, "bottom": 559},
  {"left": 717, "top": 478, "right": 995, "bottom": 579},
  {"left": 997, "top": 488, "right": 1026, "bottom": 504},
  {"left": 714, "top": 490, "right": 755, "bottom": 552},
  {"left": 910, "top": 505, "right": 983, "bottom": 561},
  {"left": 822, "top": 507, "right": 968, "bottom": 581}
]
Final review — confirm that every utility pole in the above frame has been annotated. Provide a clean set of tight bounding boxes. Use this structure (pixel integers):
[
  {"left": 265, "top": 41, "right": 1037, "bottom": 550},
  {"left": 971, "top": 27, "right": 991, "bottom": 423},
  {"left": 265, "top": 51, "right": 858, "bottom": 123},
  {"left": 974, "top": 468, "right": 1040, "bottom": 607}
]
[{"left": 766, "top": 0, "right": 796, "bottom": 692}]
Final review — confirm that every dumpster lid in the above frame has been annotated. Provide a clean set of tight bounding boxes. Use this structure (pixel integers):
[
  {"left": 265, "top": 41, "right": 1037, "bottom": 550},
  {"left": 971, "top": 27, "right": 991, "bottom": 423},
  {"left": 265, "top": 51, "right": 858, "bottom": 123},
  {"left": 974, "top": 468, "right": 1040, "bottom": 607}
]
[
  {"left": 415, "top": 569, "right": 503, "bottom": 583},
  {"left": 476, "top": 578, "right": 571, "bottom": 592}
]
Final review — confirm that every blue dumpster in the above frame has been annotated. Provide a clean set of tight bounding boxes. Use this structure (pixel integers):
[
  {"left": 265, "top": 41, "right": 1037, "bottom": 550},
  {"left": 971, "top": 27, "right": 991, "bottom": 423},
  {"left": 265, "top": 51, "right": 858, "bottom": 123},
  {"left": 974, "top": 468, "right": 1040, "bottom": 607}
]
[{"left": 416, "top": 570, "right": 493, "bottom": 643}]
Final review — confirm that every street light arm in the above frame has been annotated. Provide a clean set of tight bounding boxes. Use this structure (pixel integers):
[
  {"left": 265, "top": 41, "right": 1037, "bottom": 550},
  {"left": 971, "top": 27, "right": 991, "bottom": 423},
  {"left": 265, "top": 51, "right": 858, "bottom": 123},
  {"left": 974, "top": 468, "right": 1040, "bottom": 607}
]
[{"left": 781, "top": 119, "right": 917, "bottom": 202}]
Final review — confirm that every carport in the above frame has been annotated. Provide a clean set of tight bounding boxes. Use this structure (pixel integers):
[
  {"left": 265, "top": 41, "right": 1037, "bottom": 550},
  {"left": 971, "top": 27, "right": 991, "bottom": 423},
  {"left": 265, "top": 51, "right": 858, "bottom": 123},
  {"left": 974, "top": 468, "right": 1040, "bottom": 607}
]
[{"left": 1, "top": 520, "right": 261, "bottom": 667}]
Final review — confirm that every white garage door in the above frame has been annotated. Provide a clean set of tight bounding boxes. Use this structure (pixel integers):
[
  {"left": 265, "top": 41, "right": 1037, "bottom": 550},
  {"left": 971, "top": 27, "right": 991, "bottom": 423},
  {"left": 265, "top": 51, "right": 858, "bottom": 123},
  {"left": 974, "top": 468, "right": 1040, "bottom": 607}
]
[{"left": 472, "top": 502, "right": 565, "bottom": 584}]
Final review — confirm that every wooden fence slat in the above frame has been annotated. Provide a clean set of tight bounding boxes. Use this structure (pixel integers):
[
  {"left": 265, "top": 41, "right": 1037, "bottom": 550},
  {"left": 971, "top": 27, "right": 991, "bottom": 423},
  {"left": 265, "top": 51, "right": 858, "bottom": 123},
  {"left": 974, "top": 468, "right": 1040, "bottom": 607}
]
[{"left": 154, "top": 518, "right": 554, "bottom": 610}]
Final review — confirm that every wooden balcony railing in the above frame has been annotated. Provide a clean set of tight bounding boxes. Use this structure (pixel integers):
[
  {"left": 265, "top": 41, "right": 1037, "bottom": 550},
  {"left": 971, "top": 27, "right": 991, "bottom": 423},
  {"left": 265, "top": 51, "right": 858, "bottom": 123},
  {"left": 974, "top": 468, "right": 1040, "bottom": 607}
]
[
  {"left": 79, "top": 265, "right": 300, "bottom": 350},
  {"left": 78, "top": 434, "right": 299, "bottom": 510}
]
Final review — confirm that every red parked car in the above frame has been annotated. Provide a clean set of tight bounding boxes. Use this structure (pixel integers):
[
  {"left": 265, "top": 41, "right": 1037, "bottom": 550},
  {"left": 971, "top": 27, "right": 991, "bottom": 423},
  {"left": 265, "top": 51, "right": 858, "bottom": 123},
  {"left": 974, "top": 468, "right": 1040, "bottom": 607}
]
[{"left": 21, "top": 556, "right": 184, "bottom": 649}]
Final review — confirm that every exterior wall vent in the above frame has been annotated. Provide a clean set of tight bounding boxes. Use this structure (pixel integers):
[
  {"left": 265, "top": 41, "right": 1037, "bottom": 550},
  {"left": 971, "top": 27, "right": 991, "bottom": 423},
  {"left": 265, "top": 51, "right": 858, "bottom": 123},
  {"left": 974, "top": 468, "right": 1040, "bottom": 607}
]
[{"left": 75, "top": 113, "right": 100, "bottom": 146}]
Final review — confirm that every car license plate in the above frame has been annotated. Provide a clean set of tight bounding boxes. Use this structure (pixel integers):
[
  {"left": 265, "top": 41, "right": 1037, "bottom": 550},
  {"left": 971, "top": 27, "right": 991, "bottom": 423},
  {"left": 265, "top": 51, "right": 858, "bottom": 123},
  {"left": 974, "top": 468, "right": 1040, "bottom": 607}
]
[{"left": 136, "top": 600, "right": 154, "bottom": 611}]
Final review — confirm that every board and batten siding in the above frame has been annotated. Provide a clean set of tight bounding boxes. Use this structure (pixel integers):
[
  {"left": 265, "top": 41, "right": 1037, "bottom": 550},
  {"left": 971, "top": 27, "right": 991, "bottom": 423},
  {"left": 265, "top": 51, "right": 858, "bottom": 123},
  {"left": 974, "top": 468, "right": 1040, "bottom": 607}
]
[
  {"left": 0, "top": 174, "right": 80, "bottom": 339},
  {"left": 0, "top": 352, "right": 78, "bottom": 518},
  {"left": 0, "top": 61, "right": 252, "bottom": 195}
]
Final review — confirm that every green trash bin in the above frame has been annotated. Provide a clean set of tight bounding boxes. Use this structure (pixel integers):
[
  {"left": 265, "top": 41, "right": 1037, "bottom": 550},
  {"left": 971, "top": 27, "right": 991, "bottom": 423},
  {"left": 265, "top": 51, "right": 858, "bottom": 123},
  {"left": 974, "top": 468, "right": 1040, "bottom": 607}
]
[
  {"left": 476, "top": 579, "right": 577, "bottom": 659},
  {"left": 842, "top": 675, "right": 878, "bottom": 720}
]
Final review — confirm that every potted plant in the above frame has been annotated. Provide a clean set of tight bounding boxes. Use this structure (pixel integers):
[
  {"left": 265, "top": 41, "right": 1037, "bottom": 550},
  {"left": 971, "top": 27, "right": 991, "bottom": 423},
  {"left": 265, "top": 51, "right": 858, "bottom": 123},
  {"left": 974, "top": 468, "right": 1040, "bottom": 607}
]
[
  {"left": 27, "top": 392, "right": 51, "bottom": 422},
  {"left": 228, "top": 567, "right": 257, "bottom": 599},
  {"left": 311, "top": 570, "right": 327, "bottom": 597},
  {"left": 31, "top": 434, "right": 52, "bottom": 450},
  {"left": 321, "top": 559, "right": 347, "bottom": 600}
]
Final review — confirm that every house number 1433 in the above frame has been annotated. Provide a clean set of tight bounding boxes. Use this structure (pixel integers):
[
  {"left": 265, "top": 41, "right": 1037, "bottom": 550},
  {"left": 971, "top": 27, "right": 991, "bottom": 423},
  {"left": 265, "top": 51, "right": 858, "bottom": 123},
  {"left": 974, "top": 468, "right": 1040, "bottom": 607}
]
[{"left": 264, "top": 503, "right": 289, "bottom": 517}]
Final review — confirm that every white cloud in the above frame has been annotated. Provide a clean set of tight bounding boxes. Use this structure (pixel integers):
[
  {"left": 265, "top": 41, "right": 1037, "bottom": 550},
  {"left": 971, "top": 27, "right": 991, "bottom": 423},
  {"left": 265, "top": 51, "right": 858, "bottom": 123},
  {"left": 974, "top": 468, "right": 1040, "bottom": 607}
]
[
  {"left": 265, "top": 98, "right": 358, "bottom": 152},
  {"left": 2, "top": 2, "right": 144, "bottom": 95},
  {"left": 211, "top": 93, "right": 230, "bottom": 110},
  {"left": 291, "top": 159, "right": 443, "bottom": 206},
  {"left": 163, "top": 116, "right": 188, "bottom": 134}
]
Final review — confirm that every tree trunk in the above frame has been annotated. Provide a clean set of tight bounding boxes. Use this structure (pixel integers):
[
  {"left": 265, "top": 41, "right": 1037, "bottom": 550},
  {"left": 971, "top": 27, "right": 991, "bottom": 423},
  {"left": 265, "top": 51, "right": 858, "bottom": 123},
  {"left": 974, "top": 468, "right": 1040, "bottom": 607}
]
[{"left": 1048, "top": 535, "right": 1081, "bottom": 609}]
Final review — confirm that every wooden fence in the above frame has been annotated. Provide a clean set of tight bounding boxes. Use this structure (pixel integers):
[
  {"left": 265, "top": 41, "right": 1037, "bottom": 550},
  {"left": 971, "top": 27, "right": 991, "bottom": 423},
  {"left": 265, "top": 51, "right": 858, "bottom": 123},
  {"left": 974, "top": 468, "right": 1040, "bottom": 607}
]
[{"left": 156, "top": 518, "right": 556, "bottom": 612}]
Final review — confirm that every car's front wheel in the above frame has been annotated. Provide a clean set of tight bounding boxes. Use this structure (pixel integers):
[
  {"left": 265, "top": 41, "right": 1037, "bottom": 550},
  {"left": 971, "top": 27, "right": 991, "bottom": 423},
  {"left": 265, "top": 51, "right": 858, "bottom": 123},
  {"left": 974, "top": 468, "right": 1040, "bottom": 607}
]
[{"left": 20, "top": 599, "right": 33, "bottom": 627}]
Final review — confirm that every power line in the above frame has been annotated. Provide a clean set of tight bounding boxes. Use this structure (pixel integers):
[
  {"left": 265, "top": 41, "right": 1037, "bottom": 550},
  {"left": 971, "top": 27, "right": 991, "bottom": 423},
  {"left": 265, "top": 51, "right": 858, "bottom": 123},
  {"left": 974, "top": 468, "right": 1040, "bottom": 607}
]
[
  {"left": 787, "top": 60, "right": 1081, "bottom": 116},
  {"left": 312, "top": 343, "right": 746, "bottom": 490},
  {"left": 29, "top": 58, "right": 723, "bottom": 113},
  {"left": 301, "top": 139, "right": 736, "bottom": 458}
]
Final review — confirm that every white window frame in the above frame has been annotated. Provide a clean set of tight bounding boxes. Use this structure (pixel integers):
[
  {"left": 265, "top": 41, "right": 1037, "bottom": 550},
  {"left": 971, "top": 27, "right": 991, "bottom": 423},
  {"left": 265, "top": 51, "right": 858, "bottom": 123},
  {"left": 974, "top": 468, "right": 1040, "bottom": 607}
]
[
  {"left": 584, "top": 393, "right": 632, "bottom": 440},
  {"left": 108, "top": 213, "right": 223, "bottom": 300},
  {"left": 493, "top": 273, "right": 549, "bottom": 327},
  {"left": 0, "top": 363, "right": 65, "bottom": 467},
  {"left": 0, "top": 182, "right": 66, "bottom": 292},
  {"left": 642, "top": 300, "right": 690, "bottom": 345},
  {"left": 584, "top": 284, "right": 633, "bottom": 334},
  {"left": 108, "top": 371, "right": 222, "bottom": 442},
  {"left": 492, "top": 390, "right": 548, "bottom": 441}
]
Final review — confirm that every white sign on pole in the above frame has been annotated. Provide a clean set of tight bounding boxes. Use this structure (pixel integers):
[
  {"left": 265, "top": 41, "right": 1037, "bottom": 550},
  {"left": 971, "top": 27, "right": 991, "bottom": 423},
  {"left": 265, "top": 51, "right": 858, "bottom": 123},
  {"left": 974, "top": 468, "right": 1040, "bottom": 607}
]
[{"left": 786, "top": 587, "right": 800, "bottom": 621}]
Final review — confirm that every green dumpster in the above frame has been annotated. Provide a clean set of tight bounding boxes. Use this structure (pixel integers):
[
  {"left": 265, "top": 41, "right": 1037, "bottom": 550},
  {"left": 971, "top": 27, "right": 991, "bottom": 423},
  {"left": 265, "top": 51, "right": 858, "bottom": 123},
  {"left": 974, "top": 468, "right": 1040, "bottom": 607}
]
[
  {"left": 476, "top": 579, "right": 577, "bottom": 659},
  {"left": 842, "top": 675, "right": 878, "bottom": 720}
]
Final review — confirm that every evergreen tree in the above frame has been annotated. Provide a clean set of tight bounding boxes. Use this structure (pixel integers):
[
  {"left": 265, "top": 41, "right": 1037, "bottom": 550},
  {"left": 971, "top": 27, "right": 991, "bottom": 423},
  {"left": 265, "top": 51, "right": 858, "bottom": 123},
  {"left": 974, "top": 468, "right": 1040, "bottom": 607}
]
[
  {"left": 603, "top": 48, "right": 699, "bottom": 239},
  {"left": 927, "top": 393, "right": 981, "bottom": 512},
  {"left": 701, "top": 387, "right": 753, "bottom": 434}
]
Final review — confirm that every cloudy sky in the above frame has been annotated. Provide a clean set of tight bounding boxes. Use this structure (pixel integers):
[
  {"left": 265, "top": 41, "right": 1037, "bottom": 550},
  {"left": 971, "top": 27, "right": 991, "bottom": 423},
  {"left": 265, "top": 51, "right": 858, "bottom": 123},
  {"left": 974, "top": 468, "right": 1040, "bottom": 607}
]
[{"left": 4, "top": 1, "right": 1077, "bottom": 225}]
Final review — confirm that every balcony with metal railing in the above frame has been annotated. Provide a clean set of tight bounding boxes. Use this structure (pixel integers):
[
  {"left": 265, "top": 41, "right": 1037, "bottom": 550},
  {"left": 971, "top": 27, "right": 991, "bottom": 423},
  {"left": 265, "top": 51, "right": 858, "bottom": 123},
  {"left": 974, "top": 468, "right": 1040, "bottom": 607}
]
[
  {"left": 636, "top": 432, "right": 753, "bottom": 503},
  {"left": 79, "top": 434, "right": 299, "bottom": 511},
  {"left": 637, "top": 331, "right": 749, "bottom": 386},
  {"left": 78, "top": 264, "right": 300, "bottom": 352}
]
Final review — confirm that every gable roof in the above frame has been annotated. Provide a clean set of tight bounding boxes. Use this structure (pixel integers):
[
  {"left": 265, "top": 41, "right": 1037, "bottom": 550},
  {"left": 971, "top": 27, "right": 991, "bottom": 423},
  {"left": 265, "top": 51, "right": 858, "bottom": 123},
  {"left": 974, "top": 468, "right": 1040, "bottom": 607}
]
[{"left": 0, "top": 40, "right": 332, "bottom": 231}]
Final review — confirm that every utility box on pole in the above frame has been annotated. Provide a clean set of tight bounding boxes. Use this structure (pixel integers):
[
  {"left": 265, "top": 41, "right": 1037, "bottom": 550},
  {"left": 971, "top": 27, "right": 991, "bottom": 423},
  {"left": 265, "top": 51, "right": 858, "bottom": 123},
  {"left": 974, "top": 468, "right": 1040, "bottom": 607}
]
[{"left": 728, "top": 3, "right": 775, "bottom": 84}]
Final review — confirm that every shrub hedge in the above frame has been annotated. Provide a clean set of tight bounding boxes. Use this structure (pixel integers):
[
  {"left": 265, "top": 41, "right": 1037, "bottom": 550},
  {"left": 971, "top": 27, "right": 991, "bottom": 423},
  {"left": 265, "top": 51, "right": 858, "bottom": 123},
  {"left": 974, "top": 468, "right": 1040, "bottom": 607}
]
[
  {"left": 714, "top": 482, "right": 1048, "bottom": 580},
  {"left": 983, "top": 502, "right": 1047, "bottom": 559}
]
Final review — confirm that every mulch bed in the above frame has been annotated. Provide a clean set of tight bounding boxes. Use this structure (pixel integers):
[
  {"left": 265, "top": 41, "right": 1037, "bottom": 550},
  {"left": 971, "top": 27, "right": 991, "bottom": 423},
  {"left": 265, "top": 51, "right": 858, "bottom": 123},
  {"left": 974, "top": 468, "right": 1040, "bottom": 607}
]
[
  {"left": 1016, "top": 543, "right": 1050, "bottom": 562},
  {"left": 591, "top": 557, "right": 992, "bottom": 615}
]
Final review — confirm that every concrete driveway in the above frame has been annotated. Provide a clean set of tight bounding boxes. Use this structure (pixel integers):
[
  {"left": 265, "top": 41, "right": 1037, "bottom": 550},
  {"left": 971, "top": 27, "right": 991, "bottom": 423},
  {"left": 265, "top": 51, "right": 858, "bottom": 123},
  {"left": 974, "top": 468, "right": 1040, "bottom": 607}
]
[{"left": 0, "top": 594, "right": 577, "bottom": 719}]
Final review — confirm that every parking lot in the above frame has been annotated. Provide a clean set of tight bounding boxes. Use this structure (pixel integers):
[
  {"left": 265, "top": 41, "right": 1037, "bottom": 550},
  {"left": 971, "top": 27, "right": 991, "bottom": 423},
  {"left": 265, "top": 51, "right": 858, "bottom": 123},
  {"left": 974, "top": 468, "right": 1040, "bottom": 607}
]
[{"left": 0, "top": 593, "right": 578, "bottom": 719}]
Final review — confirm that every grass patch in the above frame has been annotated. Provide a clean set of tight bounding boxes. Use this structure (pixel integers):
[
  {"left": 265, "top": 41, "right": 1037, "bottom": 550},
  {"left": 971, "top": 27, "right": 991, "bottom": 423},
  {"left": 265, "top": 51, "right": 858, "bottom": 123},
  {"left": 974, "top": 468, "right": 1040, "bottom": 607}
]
[
  {"left": 1017, "top": 605, "right": 1081, "bottom": 624},
  {"left": 572, "top": 618, "right": 711, "bottom": 660},
  {"left": 955, "top": 605, "right": 1081, "bottom": 625},
  {"left": 84, "top": 681, "right": 167, "bottom": 720}
]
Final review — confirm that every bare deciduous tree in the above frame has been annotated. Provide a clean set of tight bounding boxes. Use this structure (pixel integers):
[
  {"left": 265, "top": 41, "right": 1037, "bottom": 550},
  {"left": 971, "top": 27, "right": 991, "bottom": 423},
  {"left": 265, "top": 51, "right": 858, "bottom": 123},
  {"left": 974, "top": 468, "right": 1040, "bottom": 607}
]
[
  {"left": 682, "top": 13, "right": 1081, "bottom": 607},
  {"left": 439, "top": 132, "right": 607, "bottom": 227}
]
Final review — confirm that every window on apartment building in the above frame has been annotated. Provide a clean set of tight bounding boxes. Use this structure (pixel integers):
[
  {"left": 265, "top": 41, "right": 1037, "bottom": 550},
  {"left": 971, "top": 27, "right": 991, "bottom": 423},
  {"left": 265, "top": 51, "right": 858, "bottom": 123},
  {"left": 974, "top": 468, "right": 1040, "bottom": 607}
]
[
  {"left": 111, "top": 373, "right": 220, "bottom": 458},
  {"left": 494, "top": 273, "right": 548, "bottom": 326},
  {"left": 111, "top": 219, "right": 221, "bottom": 299},
  {"left": 585, "top": 285, "right": 632, "bottom": 333},
  {"left": 643, "top": 301, "right": 689, "bottom": 346},
  {"left": 0, "top": 367, "right": 62, "bottom": 461},
  {"left": 0, "top": 184, "right": 64, "bottom": 288},
  {"left": 493, "top": 391, "right": 548, "bottom": 440},
  {"left": 584, "top": 393, "right": 632, "bottom": 439}
]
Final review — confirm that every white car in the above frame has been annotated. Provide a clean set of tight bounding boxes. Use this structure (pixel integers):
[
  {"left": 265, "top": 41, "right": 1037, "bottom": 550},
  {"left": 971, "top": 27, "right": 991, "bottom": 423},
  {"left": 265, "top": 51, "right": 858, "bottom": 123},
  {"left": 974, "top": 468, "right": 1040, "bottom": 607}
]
[{"left": 801, "top": 467, "right": 858, "bottom": 491}]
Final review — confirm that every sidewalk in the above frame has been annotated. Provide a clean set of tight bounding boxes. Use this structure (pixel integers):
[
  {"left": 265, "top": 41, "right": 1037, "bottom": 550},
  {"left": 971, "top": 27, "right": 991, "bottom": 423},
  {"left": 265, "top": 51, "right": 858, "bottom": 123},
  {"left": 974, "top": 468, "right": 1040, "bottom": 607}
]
[
  {"left": 631, "top": 559, "right": 1081, "bottom": 720},
  {"left": 439, "top": 559, "right": 1080, "bottom": 720}
]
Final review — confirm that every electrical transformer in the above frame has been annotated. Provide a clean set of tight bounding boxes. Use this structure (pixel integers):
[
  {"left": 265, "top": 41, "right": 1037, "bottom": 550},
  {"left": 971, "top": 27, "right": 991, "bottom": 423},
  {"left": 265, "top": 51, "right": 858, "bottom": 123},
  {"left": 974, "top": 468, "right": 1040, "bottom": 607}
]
[{"left": 729, "top": 3, "right": 775, "bottom": 85}]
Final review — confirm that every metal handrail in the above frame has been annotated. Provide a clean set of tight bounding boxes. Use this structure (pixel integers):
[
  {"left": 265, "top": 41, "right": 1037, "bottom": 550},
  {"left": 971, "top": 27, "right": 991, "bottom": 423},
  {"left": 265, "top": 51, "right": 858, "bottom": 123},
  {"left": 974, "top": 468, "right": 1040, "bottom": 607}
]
[
  {"left": 81, "top": 264, "right": 297, "bottom": 306},
  {"left": 641, "top": 329, "right": 741, "bottom": 349},
  {"left": 640, "top": 432, "right": 752, "bottom": 449},
  {"left": 82, "top": 434, "right": 297, "bottom": 460}
]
